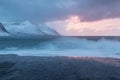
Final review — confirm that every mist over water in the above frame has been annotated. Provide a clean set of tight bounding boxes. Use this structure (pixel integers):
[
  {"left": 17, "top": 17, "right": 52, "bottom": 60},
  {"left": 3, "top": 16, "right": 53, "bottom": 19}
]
[{"left": 0, "top": 36, "right": 120, "bottom": 58}]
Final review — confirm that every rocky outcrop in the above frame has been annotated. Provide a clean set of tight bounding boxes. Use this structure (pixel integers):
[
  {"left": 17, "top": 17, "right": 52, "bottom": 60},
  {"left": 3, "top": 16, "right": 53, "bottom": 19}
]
[
  {"left": 0, "top": 55, "right": 120, "bottom": 80},
  {"left": 0, "top": 22, "right": 10, "bottom": 37},
  {"left": 0, "top": 22, "right": 8, "bottom": 33}
]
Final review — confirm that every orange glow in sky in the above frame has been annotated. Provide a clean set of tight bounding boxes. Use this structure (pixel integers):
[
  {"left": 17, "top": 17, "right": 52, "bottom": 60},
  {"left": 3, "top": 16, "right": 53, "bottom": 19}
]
[
  {"left": 47, "top": 16, "right": 120, "bottom": 36},
  {"left": 65, "top": 16, "right": 120, "bottom": 36}
]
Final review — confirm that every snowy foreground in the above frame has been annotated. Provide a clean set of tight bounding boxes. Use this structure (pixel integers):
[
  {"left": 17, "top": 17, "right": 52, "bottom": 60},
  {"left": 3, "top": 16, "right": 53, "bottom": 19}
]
[{"left": 0, "top": 54, "right": 120, "bottom": 80}]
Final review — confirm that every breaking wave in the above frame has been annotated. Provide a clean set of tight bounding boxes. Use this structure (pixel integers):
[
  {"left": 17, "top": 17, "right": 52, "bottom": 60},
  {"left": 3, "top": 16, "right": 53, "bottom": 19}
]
[{"left": 0, "top": 36, "right": 120, "bottom": 58}]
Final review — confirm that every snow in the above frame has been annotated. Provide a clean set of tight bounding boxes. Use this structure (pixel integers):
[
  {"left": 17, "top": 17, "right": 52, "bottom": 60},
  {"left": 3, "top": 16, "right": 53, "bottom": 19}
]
[
  {"left": 38, "top": 24, "right": 59, "bottom": 36},
  {"left": 0, "top": 21, "right": 59, "bottom": 38},
  {"left": 0, "top": 32, "right": 9, "bottom": 37},
  {"left": 0, "top": 22, "right": 10, "bottom": 37}
]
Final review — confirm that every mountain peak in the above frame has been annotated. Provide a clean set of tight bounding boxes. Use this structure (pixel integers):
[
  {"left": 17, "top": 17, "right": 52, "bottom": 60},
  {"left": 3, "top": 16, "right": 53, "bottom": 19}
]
[{"left": 0, "top": 21, "right": 59, "bottom": 38}]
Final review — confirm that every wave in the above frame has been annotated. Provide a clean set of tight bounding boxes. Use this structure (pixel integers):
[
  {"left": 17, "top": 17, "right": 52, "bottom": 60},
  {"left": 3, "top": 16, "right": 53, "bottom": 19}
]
[{"left": 0, "top": 37, "right": 120, "bottom": 58}]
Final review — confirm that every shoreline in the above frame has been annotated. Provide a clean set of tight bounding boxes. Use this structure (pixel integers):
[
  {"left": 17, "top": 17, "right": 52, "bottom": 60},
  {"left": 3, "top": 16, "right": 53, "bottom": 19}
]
[{"left": 0, "top": 54, "right": 120, "bottom": 80}]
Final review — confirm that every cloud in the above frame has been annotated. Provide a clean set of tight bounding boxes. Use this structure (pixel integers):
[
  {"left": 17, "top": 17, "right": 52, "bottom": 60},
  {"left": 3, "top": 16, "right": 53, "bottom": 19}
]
[
  {"left": 75, "top": 0, "right": 120, "bottom": 21},
  {"left": 0, "top": 0, "right": 75, "bottom": 22},
  {"left": 47, "top": 16, "right": 120, "bottom": 36},
  {"left": 0, "top": 0, "right": 120, "bottom": 23}
]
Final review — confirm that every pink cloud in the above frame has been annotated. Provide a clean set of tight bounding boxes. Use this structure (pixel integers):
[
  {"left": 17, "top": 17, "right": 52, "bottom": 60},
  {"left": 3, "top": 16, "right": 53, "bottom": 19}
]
[{"left": 47, "top": 16, "right": 120, "bottom": 36}]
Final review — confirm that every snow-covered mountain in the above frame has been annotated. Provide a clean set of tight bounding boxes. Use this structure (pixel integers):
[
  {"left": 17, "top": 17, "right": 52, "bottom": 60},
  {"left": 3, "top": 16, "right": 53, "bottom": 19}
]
[{"left": 0, "top": 21, "right": 59, "bottom": 38}]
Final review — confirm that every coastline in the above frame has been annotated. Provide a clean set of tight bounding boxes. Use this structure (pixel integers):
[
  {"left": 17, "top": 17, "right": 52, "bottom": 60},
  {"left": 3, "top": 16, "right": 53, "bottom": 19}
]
[{"left": 0, "top": 54, "right": 120, "bottom": 80}]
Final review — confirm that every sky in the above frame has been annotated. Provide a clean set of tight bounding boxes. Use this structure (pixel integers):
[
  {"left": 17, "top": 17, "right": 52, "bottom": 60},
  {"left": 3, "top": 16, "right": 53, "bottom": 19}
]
[{"left": 0, "top": 0, "right": 120, "bottom": 36}]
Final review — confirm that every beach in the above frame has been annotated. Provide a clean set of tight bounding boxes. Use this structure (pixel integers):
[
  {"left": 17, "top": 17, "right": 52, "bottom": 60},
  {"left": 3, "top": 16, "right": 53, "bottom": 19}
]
[
  {"left": 0, "top": 54, "right": 120, "bottom": 80},
  {"left": 1, "top": 0, "right": 120, "bottom": 80}
]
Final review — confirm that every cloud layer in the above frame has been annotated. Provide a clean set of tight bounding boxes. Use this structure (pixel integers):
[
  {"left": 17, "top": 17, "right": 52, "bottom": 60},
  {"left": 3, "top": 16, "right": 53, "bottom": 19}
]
[
  {"left": 47, "top": 16, "right": 120, "bottom": 36},
  {"left": 0, "top": 0, "right": 120, "bottom": 22}
]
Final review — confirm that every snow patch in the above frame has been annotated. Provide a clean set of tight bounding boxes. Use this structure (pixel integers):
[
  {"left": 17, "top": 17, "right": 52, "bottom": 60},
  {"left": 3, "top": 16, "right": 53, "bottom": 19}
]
[{"left": 0, "top": 32, "right": 9, "bottom": 37}]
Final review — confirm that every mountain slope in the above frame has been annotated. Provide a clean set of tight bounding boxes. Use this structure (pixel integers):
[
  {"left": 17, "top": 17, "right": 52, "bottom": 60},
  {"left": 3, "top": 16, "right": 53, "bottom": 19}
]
[
  {"left": 0, "top": 22, "right": 8, "bottom": 33},
  {"left": 0, "top": 22, "right": 10, "bottom": 37},
  {"left": 0, "top": 21, "right": 59, "bottom": 38}
]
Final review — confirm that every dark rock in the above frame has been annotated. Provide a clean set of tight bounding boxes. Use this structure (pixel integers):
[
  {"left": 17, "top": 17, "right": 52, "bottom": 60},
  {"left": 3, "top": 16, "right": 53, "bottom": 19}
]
[
  {"left": 0, "top": 55, "right": 120, "bottom": 80},
  {"left": 0, "top": 22, "right": 9, "bottom": 33}
]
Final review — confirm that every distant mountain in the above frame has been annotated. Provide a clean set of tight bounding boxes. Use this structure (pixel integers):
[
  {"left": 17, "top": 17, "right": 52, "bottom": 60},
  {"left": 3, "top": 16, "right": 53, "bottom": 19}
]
[{"left": 0, "top": 21, "right": 59, "bottom": 38}]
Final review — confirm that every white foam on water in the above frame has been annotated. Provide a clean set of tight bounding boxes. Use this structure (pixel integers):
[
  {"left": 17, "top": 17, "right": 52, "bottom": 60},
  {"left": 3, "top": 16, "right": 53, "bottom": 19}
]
[{"left": 0, "top": 37, "right": 120, "bottom": 59}]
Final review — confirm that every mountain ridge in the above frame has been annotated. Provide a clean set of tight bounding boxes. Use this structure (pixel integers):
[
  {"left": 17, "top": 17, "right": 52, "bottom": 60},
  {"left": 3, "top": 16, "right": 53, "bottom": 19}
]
[{"left": 0, "top": 21, "right": 59, "bottom": 38}]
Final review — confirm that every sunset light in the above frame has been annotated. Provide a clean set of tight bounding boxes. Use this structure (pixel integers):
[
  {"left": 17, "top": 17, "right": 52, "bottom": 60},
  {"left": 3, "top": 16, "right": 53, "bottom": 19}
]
[
  {"left": 0, "top": 0, "right": 120, "bottom": 80},
  {"left": 65, "top": 16, "right": 120, "bottom": 36}
]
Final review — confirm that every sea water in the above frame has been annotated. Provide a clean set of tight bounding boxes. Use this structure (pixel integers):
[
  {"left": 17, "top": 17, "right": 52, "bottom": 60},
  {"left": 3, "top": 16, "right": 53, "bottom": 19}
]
[{"left": 0, "top": 36, "right": 120, "bottom": 58}]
